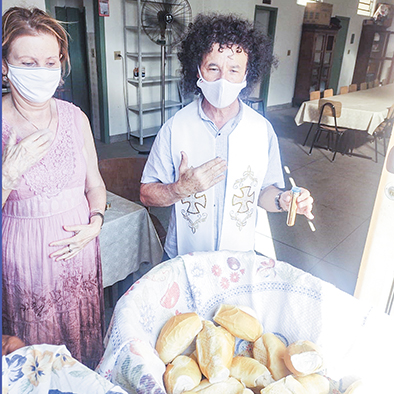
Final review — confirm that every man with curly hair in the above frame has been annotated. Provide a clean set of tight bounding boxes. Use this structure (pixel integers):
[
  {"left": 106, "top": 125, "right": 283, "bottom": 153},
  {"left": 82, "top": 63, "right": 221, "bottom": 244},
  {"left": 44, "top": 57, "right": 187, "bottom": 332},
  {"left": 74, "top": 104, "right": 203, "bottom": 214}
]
[{"left": 140, "top": 13, "right": 314, "bottom": 260}]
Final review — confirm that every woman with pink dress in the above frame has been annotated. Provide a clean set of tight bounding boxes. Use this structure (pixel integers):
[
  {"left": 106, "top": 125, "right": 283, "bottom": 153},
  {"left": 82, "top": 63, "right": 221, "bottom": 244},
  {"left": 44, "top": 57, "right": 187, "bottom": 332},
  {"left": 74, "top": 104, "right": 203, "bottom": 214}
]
[{"left": 2, "top": 7, "right": 106, "bottom": 369}]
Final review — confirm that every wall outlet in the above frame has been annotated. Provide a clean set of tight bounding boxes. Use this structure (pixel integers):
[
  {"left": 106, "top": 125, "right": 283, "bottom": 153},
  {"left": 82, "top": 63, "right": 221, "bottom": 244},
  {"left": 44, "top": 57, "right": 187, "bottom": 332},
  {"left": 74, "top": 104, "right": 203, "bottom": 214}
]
[{"left": 114, "top": 51, "right": 121, "bottom": 60}]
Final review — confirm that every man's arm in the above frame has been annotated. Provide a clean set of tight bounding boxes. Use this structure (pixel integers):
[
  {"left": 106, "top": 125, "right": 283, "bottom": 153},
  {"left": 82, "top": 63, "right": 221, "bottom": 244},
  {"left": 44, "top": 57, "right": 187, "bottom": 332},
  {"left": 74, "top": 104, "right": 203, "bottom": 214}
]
[
  {"left": 258, "top": 185, "right": 314, "bottom": 220},
  {"left": 140, "top": 151, "right": 227, "bottom": 207}
]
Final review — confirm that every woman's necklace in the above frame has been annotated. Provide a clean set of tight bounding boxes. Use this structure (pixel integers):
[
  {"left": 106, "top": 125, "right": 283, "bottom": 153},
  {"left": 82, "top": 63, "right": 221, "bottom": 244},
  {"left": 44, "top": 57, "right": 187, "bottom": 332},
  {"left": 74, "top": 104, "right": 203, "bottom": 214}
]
[{"left": 12, "top": 99, "right": 53, "bottom": 131}]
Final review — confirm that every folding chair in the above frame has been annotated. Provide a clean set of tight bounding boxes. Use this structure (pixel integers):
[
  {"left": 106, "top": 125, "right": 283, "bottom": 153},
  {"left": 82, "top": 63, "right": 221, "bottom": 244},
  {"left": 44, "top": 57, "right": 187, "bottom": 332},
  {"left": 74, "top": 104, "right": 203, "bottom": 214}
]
[
  {"left": 308, "top": 99, "right": 348, "bottom": 161},
  {"left": 302, "top": 91, "right": 321, "bottom": 146}
]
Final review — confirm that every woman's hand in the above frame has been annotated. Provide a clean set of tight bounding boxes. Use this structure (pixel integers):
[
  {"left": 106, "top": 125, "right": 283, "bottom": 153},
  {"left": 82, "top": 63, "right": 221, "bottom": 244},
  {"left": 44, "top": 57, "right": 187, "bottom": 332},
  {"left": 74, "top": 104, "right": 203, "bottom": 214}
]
[
  {"left": 280, "top": 187, "right": 314, "bottom": 220},
  {"left": 2, "top": 335, "right": 25, "bottom": 356},
  {"left": 2, "top": 128, "right": 53, "bottom": 190},
  {"left": 49, "top": 216, "right": 102, "bottom": 261}
]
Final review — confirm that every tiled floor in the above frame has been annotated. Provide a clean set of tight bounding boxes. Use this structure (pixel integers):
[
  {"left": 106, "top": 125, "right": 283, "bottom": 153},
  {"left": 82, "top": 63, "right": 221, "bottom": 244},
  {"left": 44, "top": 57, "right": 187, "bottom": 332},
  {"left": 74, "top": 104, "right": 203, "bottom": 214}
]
[{"left": 96, "top": 105, "right": 386, "bottom": 299}]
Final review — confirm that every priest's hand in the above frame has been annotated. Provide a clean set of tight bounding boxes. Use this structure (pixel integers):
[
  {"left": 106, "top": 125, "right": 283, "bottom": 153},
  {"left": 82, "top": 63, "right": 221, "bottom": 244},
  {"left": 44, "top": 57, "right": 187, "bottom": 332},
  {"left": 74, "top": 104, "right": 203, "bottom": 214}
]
[{"left": 173, "top": 151, "right": 227, "bottom": 199}]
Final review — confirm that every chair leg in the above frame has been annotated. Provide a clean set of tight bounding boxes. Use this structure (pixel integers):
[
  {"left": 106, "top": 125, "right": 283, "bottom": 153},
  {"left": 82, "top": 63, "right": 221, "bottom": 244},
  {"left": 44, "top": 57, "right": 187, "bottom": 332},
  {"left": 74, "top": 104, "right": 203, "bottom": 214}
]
[
  {"left": 308, "top": 127, "right": 322, "bottom": 155},
  {"left": 332, "top": 132, "right": 343, "bottom": 162},
  {"left": 303, "top": 123, "right": 315, "bottom": 146}
]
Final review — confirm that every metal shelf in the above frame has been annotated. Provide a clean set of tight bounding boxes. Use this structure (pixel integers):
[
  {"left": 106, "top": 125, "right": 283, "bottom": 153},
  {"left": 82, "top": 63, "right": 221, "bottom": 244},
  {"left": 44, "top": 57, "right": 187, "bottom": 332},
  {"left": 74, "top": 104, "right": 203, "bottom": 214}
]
[
  {"left": 128, "top": 100, "right": 182, "bottom": 113},
  {"left": 126, "top": 51, "right": 177, "bottom": 59},
  {"left": 123, "top": 0, "right": 182, "bottom": 145},
  {"left": 129, "top": 126, "right": 161, "bottom": 139},
  {"left": 127, "top": 75, "right": 180, "bottom": 86}
]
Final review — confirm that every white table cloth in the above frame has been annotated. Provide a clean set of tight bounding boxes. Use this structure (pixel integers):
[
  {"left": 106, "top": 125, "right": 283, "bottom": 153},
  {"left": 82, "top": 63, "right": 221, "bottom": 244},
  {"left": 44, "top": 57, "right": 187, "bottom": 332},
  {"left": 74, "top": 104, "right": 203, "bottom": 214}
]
[
  {"left": 295, "top": 83, "right": 394, "bottom": 135},
  {"left": 2, "top": 344, "right": 128, "bottom": 394},
  {"left": 97, "top": 250, "right": 394, "bottom": 393},
  {"left": 100, "top": 191, "right": 163, "bottom": 288}
]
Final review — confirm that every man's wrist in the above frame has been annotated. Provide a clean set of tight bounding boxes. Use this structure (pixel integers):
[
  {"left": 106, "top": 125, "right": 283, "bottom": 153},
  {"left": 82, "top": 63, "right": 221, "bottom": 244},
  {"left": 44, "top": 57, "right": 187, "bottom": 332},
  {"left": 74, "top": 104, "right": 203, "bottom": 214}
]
[
  {"left": 171, "top": 181, "right": 189, "bottom": 201},
  {"left": 275, "top": 191, "right": 285, "bottom": 212}
]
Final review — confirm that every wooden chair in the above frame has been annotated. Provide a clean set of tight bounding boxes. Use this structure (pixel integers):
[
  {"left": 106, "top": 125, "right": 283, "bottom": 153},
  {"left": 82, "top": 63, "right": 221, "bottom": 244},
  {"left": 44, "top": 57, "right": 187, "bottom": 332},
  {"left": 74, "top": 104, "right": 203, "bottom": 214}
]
[
  {"left": 323, "top": 88, "right": 333, "bottom": 98},
  {"left": 302, "top": 90, "right": 321, "bottom": 146},
  {"left": 367, "top": 81, "right": 374, "bottom": 89},
  {"left": 339, "top": 86, "right": 349, "bottom": 95},
  {"left": 360, "top": 82, "right": 367, "bottom": 90},
  {"left": 308, "top": 99, "right": 348, "bottom": 161},
  {"left": 382, "top": 78, "right": 388, "bottom": 86},
  {"left": 349, "top": 83, "right": 357, "bottom": 92},
  {"left": 374, "top": 79, "right": 380, "bottom": 87},
  {"left": 98, "top": 157, "right": 167, "bottom": 246},
  {"left": 372, "top": 103, "right": 394, "bottom": 162},
  {"left": 309, "top": 90, "right": 320, "bottom": 101}
]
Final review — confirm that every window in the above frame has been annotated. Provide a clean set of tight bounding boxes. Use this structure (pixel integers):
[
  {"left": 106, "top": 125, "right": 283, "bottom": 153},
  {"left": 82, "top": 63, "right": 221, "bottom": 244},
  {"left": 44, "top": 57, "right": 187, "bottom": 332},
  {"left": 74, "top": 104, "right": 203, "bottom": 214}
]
[{"left": 357, "top": 0, "right": 376, "bottom": 16}]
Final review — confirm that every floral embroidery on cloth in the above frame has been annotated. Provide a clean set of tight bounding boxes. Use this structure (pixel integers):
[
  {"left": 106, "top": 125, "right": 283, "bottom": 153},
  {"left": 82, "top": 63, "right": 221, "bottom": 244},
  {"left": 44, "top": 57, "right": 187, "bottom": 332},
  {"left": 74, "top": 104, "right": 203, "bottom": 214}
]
[
  {"left": 2, "top": 344, "right": 127, "bottom": 394},
  {"left": 23, "top": 100, "right": 76, "bottom": 197}
]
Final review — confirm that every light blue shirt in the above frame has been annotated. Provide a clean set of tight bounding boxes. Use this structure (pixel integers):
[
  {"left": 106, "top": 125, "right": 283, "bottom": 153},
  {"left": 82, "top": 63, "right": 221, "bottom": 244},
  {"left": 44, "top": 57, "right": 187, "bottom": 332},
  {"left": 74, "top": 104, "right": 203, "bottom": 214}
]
[{"left": 141, "top": 98, "right": 285, "bottom": 258}]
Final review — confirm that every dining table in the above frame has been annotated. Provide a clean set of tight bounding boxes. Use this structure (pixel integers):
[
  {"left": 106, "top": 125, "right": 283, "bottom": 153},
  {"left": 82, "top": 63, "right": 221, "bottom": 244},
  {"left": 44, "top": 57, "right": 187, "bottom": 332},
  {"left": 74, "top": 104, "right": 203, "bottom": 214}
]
[
  {"left": 294, "top": 83, "right": 394, "bottom": 135},
  {"left": 99, "top": 191, "right": 163, "bottom": 289}
]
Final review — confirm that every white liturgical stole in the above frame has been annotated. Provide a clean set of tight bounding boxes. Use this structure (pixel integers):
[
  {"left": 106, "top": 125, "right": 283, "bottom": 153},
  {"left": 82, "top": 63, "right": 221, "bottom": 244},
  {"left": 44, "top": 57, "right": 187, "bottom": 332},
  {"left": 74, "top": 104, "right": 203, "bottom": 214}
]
[{"left": 172, "top": 100, "right": 269, "bottom": 255}]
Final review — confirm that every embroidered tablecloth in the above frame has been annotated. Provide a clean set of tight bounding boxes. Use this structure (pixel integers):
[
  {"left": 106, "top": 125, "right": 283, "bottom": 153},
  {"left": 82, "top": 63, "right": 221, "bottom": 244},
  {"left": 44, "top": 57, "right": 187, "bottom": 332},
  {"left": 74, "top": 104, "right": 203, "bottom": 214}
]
[
  {"left": 97, "top": 250, "right": 394, "bottom": 393},
  {"left": 2, "top": 344, "right": 128, "bottom": 394},
  {"left": 100, "top": 191, "right": 163, "bottom": 288},
  {"left": 294, "top": 83, "right": 394, "bottom": 135}
]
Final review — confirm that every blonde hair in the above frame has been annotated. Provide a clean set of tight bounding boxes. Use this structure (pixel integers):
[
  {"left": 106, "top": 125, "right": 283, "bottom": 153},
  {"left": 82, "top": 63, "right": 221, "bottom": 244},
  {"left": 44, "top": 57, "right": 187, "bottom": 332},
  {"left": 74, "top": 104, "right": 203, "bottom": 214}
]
[{"left": 2, "top": 7, "right": 70, "bottom": 77}]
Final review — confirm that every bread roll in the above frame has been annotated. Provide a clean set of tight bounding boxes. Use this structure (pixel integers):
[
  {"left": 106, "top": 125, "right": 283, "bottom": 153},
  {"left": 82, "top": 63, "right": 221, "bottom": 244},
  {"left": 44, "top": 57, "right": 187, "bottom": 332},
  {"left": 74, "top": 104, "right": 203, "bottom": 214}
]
[
  {"left": 230, "top": 356, "right": 274, "bottom": 389},
  {"left": 196, "top": 320, "right": 235, "bottom": 383},
  {"left": 253, "top": 336, "right": 268, "bottom": 366},
  {"left": 213, "top": 304, "right": 263, "bottom": 342},
  {"left": 294, "top": 374, "right": 329, "bottom": 394},
  {"left": 164, "top": 355, "right": 202, "bottom": 394},
  {"left": 156, "top": 312, "right": 203, "bottom": 364},
  {"left": 262, "top": 333, "right": 291, "bottom": 381},
  {"left": 260, "top": 375, "right": 308, "bottom": 394},
  {"left": 283, "top": 341, "right": 324, "bottom": 377},
  {"left": 183, "top": 377, "right": 245, "bottom": 394}
]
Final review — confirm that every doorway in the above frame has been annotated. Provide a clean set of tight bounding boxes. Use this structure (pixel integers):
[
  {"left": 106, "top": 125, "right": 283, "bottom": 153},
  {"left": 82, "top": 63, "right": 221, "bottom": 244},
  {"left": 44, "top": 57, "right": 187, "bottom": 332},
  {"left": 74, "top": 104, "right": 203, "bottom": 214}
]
[
  {"left": 47, "top": 0, "right": 109, "bottom": 143},
  {"left": 254, "top": 6, "right": 278, "bottom": 113},
  {"left": 55, "top": 7, "right": 92, "bottom": 120},
  {"left": 329, "top": 16, "right": 350, "bottom": 93}
]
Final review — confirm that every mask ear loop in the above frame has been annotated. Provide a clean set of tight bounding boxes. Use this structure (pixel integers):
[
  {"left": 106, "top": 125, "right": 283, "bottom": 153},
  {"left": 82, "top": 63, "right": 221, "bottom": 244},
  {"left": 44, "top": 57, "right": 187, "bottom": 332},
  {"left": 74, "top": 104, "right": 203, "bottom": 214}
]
[{"left": 197, "top": 66, "right": 204, "bottom": 82}]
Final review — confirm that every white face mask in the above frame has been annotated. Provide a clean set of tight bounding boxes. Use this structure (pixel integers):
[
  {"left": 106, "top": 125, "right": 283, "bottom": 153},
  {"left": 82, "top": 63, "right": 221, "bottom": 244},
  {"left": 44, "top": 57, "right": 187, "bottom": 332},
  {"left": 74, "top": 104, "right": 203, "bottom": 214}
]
[
  {"left": 7, "top": 62, "right": 61, "bottom": 103},
  {"left": 196, "top": 67, "right": 247, "bottom": 109}
]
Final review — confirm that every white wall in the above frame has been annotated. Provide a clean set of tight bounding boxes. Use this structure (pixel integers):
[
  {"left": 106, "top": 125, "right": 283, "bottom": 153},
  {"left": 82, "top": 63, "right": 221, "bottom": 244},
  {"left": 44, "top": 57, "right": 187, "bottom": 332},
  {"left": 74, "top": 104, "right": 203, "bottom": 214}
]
[
  {"left": 100, "top": 0, "right": 369, "bottom": 137},
  {"left": 2, "top": 0, "right": 45, "bottom": 10}
]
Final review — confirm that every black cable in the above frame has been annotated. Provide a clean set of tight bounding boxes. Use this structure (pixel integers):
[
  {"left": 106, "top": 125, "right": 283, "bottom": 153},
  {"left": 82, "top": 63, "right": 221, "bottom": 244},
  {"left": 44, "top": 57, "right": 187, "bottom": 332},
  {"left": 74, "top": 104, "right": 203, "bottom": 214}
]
[{"left": 120, "top": 53, "right": 151, "bottom": 154}]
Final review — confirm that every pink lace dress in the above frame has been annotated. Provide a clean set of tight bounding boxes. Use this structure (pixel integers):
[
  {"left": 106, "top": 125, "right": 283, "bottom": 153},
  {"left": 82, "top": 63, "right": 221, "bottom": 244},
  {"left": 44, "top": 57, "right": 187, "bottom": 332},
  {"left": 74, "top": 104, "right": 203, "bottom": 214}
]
[{"left": 2, "top": 99, "right": 104, "bottom": 369}]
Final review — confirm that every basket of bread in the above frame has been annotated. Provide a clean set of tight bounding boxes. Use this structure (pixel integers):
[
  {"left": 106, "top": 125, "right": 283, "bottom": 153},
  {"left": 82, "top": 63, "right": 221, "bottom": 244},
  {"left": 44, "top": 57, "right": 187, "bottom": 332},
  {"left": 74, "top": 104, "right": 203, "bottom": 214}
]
[{"left": 97, "top": 250, "right": 394, "bottom": 393}]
